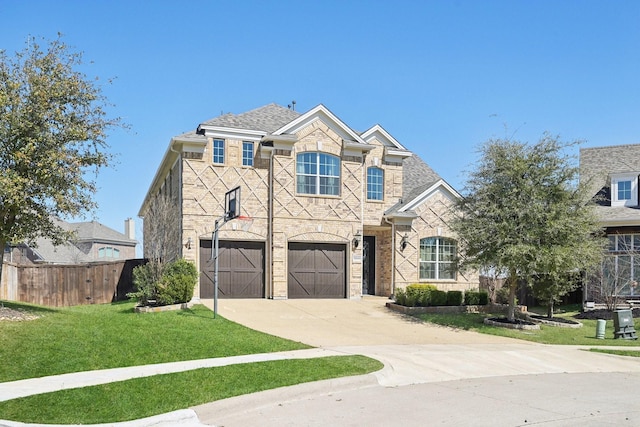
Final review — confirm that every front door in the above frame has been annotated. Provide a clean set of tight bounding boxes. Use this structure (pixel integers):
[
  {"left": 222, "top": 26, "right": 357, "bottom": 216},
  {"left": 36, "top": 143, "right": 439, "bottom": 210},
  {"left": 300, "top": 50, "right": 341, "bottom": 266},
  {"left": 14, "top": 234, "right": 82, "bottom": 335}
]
[{"left": 362, "top": 236, "right": 376, "bottom": 295}]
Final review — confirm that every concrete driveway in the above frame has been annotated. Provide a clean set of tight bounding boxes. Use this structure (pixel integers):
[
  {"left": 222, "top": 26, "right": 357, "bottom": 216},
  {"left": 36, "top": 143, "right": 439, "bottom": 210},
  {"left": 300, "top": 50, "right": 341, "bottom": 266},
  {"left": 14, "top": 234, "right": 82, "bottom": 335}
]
[
  {"left": 195, "top": 297, "right": 640, "bottom": 427},
  {"left": 205, "top": 296, "right": 516, "bottom": 346}
]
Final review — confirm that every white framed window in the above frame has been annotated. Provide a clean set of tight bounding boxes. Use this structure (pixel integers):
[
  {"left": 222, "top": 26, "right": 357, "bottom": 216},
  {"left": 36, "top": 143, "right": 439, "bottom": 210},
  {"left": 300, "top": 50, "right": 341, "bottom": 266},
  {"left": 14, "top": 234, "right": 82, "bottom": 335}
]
[
  {"left": 611, "top": 173, "right": 638, "bottom": 207},
  {"left": 212, "top": 139, "right": 225, "bottom": 164},
  {"left": 296, "top": 152, "right": 340, "bottom": 196},
  {"left": 367, "top": 167, "right": 384, "bottom": 201},
  {"left": 242, "top": 142, "right": 254, "bottom": 166},
  {"left": 419, "top": 237, "right": 456, "bottom": 280},
  {"left": 98, "top": 247, "right": 120, "bottom": 259}
]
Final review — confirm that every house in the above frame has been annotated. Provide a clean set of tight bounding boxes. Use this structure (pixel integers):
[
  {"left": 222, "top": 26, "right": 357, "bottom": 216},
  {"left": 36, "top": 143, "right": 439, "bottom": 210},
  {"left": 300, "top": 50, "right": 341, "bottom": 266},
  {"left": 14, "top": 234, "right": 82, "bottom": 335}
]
[
  {"left": 580, "top": 143, "right": 640, "bottom": 302},
  {"left": 4, "top": 218, "right": 137, "bottom": 265},
  {"left": 139, "top": 103, "right": 478, "bottom": 299}
]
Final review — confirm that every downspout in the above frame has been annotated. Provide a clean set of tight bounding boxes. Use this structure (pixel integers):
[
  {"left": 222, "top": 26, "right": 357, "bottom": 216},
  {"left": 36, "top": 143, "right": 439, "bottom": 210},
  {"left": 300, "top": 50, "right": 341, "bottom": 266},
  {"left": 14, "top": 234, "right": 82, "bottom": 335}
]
[
  {"left": 360, "top": 153, "right": 366, "bottom": 297},
  {"left": 267, "top": 149, "right": 274, "bottom": 299},
  {"left": 383, "top": 216, "right": 396, "bottom": 296},
  {"left": 169, "top": 141, "right": 182, "bottom": 260}
]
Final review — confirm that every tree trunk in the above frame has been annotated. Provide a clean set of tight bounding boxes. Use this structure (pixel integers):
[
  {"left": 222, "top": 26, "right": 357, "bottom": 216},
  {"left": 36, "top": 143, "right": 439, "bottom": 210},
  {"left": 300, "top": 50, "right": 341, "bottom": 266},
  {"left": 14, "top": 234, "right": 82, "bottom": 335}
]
[
  {"left": 547, "top": 301, "right": 554, "bottom": 319},
  {"left": 507, "top": 270, "right": 517, "bottom": 322},
  {"left": 0, "top": 238, "right": 5, "bottom": 302}
]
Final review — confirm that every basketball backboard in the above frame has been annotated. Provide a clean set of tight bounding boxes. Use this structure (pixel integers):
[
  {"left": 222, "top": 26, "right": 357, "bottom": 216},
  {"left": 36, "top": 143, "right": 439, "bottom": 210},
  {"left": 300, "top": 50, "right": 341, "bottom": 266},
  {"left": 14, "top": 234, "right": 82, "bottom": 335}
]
[{"left": 225, "top": 186, "right": 240, "bottom": 220}]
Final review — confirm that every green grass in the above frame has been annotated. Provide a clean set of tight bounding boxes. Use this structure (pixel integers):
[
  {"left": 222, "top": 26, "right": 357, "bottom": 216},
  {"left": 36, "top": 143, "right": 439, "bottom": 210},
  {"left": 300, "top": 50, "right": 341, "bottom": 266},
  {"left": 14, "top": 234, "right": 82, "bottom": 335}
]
[
  {"left": 0, "top": 356, "right": 382, "bottom": 424},
  {"left": 416, "top": 308, "right": 640, "bottom": 346},
  {"left": 589, "top": 349, "right": 640, "bottom": 357},
  {"left": 0, "top": 300, "right": 311, "bottom": 382}
]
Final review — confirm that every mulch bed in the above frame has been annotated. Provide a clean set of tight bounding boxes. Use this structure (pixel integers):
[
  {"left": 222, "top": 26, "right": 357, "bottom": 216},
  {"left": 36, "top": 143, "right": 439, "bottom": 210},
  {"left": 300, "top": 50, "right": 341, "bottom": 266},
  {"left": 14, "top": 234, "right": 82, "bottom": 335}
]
[
  {"left": 489, "top": 317, "right": 537, "bottom": 326},
  {"left": 575, "top": 308, "right": 640, "bottom": 320},
  {"left": 528, "top": 314, "right": 581, "bottom": 325}
]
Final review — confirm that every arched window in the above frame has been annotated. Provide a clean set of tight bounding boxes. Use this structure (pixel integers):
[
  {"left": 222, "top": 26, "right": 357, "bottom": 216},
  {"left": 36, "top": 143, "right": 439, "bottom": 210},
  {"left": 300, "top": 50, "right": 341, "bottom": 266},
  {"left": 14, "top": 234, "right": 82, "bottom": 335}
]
[
  {"left": 367, "top": 167, "right": 384, "bottom": 200},
  {"left": 296, "top": 152, "right": 340, "bottom": 195},
  {"left": 419, "top": 237, "right": 456, "bottom": 280}
]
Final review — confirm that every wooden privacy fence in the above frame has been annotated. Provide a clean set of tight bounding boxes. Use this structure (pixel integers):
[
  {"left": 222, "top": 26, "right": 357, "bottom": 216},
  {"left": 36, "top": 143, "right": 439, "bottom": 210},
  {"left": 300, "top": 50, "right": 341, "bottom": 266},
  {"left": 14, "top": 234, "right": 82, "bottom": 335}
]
[{"left": 0, "top": 259, "right": 145, "bottom": 307}]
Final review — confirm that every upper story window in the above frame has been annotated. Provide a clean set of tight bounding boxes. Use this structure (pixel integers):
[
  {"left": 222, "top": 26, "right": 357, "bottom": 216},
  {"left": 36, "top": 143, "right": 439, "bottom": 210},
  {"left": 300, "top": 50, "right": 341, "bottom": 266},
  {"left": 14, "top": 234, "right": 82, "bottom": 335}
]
[
  {"left": 367, "top": 167, "right": 384, "bottom": 201},
  {"left": 618, "top": 180, "right": 632, "bottom": 200},
  {"left": 419, "top": 237, "right": 456, "bottom": 280},
  {"left": 212, "top": 139, "right": 225, "bottom": 164},
  {"left": 296, "top": 152, "right": 340, "bottom": 196},
  {"left": 611, "top": 173, "right": 638, "bottom": 207},
  {"left": 98, "top": 247, "right": 120, "bottom": 259},
  {"left": 242, "top": 142, "right": 254, "bottom": 166}
]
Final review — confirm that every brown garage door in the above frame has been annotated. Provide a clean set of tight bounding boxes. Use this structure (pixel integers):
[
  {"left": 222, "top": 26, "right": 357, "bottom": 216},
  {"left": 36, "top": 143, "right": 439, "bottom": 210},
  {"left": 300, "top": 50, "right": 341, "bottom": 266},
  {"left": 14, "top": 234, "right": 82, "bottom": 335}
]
[
  {"left": 288, "top": 242, "right": 346, "bottom": 298},
  {"left": 200, "top": 240, "right": 264, "bottom": 298}
]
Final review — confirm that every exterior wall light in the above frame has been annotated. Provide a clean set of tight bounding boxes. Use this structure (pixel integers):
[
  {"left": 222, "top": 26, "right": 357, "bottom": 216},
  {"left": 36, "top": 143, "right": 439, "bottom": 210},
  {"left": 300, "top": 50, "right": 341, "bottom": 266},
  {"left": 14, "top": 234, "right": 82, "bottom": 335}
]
[
  {"left": 400, "top": 233, "right": 409, "bottom": 251},
  {"left": 353, "top": 230, "right": 362, "bottom": 249},
  {"left": 184, "top": 237, "right": 192, "bottom": 250}
]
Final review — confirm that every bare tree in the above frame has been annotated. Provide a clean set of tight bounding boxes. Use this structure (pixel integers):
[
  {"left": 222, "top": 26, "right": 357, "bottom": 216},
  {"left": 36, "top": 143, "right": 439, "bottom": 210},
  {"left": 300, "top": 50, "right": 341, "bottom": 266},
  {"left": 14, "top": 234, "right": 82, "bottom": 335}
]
[
  {"left": 140, "top": 194, "right": 180, "bottom": 287},
  {"left": 588, "top": 233, "right": 640, "bottom": 311}
]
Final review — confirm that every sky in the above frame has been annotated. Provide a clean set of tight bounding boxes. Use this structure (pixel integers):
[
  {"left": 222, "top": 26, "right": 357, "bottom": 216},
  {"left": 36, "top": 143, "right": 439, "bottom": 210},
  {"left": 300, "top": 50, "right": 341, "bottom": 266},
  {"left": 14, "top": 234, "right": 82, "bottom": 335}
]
[{"left": 2, "top": 0, "right": 640, "bottom": 252}]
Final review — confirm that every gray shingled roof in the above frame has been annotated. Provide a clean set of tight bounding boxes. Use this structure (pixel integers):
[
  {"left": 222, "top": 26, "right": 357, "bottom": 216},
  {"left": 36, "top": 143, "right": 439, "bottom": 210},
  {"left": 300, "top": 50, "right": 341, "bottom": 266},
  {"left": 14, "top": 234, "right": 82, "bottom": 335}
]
[
  {"left": 70, "top": 221, "right": 136, "bottom": 244},
  {"left": 580, "top": 144, "right": 640, "bottom": 197},
  {"left": 402, "top": 154, "right": 442, "bottom": 201},
  {"left": 26, "top": 219, "right": 135, "bottom": 264},
  {"left": 201, "top": 103, "right": 301, "bottom": 134},
  {"left": 383, "top": 154, "right": 443, "bottom": 215},
  {"left": 580, "top": 144, "right": 640, "bottom": 225},
  {"left": 595, "top": 205, "right": 640, "bottom": 225}
]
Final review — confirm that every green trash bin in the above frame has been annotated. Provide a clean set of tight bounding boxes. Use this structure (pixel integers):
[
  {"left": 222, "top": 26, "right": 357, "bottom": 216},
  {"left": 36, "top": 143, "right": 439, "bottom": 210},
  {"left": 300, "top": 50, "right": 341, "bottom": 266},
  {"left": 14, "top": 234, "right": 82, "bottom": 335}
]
[{"left": 613, "top": 309, "right": 638, "bottom": 340}]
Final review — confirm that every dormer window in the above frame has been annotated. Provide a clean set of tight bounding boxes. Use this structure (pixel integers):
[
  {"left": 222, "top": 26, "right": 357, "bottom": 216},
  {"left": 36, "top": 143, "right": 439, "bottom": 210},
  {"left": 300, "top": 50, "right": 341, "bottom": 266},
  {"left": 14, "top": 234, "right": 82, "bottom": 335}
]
[
  {"left": 611, "top": 173, "right": 639, "bottom": 207},
  {"left": 619, "top": 180, "right": 632, "bottom": 201}
]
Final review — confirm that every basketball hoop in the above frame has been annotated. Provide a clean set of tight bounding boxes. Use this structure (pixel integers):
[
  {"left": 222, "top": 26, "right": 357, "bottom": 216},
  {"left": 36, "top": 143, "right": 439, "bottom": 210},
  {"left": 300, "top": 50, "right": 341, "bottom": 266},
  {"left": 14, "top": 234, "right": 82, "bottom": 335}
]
[{"left": 235, "top": 215, "right": 253, "bottom": 232}]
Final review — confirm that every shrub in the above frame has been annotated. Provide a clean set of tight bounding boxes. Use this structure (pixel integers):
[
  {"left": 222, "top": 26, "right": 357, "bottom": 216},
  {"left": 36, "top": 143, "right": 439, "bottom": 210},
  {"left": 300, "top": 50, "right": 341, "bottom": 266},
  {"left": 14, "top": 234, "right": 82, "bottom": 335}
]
[
  {"left": 464, "top": 290, "right": 490, "bottom": 305},
  {"left": 478, "top": 291, "right": 489, "bottom": 305},
  {"left": 447, "top": 290, "right": 463, "bottom": 306},
  {"left": 127, "top": 262, "right": 161, "bottom": 306},
  {"left": 406, "top": 284, "right": 437, "bottom": 307},
  {"left": 464, "top": 290, "right": 480, "bottom": 305},
  {"left": 393, "top": 288, "right": 407, "bottom": 306},
  {"left": 430, "top": 290, "right": 448, "bottom": 306},
  {"left": 128, "top": 259, "right": 197, "bottom": 306},
  {"left": 157, "top": 259, "right": 198, "bottom": 305}
]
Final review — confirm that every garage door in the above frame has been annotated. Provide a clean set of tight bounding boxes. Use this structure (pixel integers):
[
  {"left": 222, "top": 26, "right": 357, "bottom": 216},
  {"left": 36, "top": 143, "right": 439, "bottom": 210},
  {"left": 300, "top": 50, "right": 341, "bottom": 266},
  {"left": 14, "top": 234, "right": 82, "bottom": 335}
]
[
  {"left": 200, "top": 240, "right": 264, "bottom": 298},
  {"left": 288, "top": 243, "right": 346, "bottom": 298}
]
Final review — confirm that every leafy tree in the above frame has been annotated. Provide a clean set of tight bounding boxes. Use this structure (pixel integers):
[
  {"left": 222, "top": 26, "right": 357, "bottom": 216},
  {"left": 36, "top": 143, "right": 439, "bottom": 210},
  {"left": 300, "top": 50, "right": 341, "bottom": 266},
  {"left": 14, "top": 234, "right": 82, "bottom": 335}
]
[
  {"left": 0, "top": 35, "right": 122, "bottom": 286},
  {"left": 531, "top": 272, "right": 581, "bottom": 318},
  {"left": 451, "top": 135, "right": 605, "bottom": 321}
]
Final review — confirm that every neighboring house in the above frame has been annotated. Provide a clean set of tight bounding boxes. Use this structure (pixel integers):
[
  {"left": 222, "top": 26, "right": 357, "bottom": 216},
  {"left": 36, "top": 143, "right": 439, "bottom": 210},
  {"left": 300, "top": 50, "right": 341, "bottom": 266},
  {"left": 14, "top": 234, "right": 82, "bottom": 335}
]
[
  {"left": 580, "top": 144, "right": 640, "bottom": 302},
  {"left": 4, "top": 218, "right": 137, "bottom": 264},
  {"left": 139, "top": 103, "right": 478, "bottom": 299}
]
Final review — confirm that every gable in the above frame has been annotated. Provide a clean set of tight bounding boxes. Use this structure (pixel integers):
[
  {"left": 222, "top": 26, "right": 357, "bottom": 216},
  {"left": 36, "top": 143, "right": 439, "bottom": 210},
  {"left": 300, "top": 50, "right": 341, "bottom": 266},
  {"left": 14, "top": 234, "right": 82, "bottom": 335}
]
[
  {"left": 399, "top": 180, "right": 460, "bottom": 213},
  {"left": 272, "top": 104, "right": 373, "bottom": 155}
]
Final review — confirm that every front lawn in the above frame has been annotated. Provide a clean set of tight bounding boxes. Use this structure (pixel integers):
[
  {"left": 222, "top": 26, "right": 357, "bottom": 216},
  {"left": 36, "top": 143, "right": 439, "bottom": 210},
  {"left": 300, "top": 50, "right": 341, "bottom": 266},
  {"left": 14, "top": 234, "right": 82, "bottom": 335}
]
[
  {"left": 0, "top": 356, "right": 382, "bottom": 424},
  {"left": 0, "top": 300, "right": 383, "bottom": 424},
  {"left": 0, "top": 300, "right": 311, "bottom": 382},
  {"left": 416, "top": 307, "right": 640, "bottom": 346}
]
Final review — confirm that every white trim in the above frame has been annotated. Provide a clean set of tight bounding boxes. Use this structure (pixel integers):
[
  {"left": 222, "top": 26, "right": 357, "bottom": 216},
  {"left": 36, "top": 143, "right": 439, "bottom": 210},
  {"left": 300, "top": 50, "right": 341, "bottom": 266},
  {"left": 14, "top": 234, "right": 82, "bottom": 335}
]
[
  {"left": 611, "top": 172, "right": 639, "bottom": 207},
  {"left": 399, "top": 179, "right": 461, "bottom": 212},
  {"left": 199, "top": 126, "right": 265, "bottom": 142},
  {"left": 273, "top": 104, "right": 368, "bottom": 146},
  {"left": 360, "top": 124, "right": 406, "bottom": 150}
]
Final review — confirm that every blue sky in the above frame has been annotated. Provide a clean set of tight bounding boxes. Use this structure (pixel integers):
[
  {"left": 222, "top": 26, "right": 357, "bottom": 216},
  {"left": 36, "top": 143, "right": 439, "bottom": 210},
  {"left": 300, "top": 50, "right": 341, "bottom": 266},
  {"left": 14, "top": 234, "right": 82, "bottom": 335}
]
[{"left": 2, "top": 0, "right": 640, "bottom": 249}]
